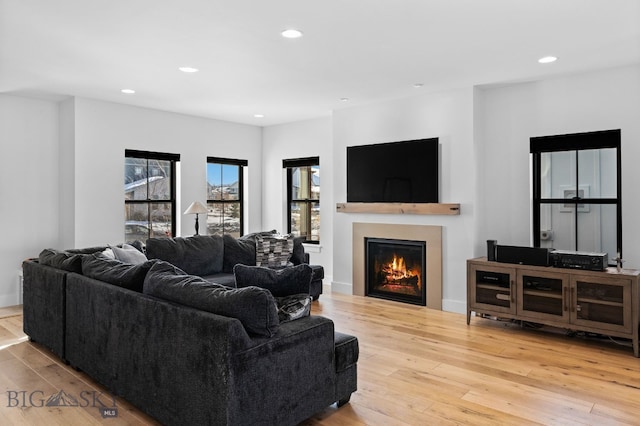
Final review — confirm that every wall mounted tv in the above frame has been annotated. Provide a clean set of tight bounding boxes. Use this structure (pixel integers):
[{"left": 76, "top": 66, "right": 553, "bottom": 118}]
[{"left": 347, "top": 138, "right": 439, "bottom": 203}]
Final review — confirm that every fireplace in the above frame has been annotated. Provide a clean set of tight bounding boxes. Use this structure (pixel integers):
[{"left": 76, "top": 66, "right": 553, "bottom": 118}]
[
  {"left": 366, "top": 238, "right": 426, "bottom": 306},
  {"left": 352, "top": 223, "right": 442, "bottom": 310}
]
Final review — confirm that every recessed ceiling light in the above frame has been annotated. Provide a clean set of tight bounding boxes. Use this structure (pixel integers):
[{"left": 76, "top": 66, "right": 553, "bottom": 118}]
[
  {"left": 121, "top": 89, "right": 135, "bottom": 94},
  {"left": 538, "top": 56, "right": 558, "bottom": 64},
  {"left": 281, "top": 29, "right": 303, "bottom": 39},
  {"left": 413, "top": 83, "right": 424, "bottom": 88},
  {"left": 254, "top": 114, "right": 265, "bottom": 118},
  {"left": 340, "top": 97, "right": 350, "bottom": 102},
  {"left": 179, "top": 66, "right": 199, "bottom": 73}
]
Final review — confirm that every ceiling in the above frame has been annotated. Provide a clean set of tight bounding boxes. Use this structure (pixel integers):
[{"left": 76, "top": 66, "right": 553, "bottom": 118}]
[{"left": 1, "top": 0, "right": 639, "bottom": 126}]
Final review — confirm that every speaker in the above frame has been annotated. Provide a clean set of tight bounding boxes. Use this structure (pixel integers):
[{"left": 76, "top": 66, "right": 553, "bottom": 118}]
[
  {"left": 486, "top": 240, "right": 497, "bottom": 261},
  {"left": 496, "top": 245, "right": 551, "bottom": 267}
]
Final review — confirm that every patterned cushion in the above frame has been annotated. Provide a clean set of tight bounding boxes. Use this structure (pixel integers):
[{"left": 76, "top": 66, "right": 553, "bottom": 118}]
[
  {"left": 275, "top": 294, "right": 312, "bottom": 322},
  {"left": 255, "top": 234, "right": 294, "bottom": 267}
]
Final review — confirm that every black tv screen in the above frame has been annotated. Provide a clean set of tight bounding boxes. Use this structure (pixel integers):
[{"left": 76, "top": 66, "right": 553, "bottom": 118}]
[{"left": 347, "top": 138, "right": 439, "bottom": 203}]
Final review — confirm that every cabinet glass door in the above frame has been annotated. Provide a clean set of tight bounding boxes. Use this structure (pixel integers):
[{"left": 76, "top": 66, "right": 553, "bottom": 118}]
[
  {"left": 469, "top": 264, "right": 516, "bottom": 315},
  {"left": 518, "top": 270, "right": 569, "bottom": 322},
  {"left": 571, "top": 275, "right": 631, "bottom": 333}
]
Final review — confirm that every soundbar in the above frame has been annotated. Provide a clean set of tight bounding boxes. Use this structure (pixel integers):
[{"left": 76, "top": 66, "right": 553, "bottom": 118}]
[{"left": 495, "top": 245, "right": 552, "bottom": 267}]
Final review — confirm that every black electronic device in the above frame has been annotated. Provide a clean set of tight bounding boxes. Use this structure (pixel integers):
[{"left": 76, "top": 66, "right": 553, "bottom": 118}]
[
  {"left": 487, "top": 240, "right": 497, "bottom": 261},
  {"left": 495, "top": 245, "right": 552, "bottom": 267},
  {"left": 347, "top": 138, "right": 439, "bottom": 203},
  {"left": 550, "top": 250, "right": 608, "bottom": 271}
]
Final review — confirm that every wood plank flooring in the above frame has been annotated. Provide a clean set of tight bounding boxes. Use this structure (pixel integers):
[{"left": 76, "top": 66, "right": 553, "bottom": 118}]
[{"left": 1, "top": 291, "right": 640, "bottom": 425}]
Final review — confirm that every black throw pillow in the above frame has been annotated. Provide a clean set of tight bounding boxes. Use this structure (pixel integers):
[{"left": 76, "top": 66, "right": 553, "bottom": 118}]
[
  {"left": 39, "top": 249, "right": 85, "bottom": 273},
  {"left": 222, "top": 234, "right": 256, "bottom": 273},
  {"left": 233, "top": 264, "right": 312, "bottom": 297},
  {"left": 144, "top": 261, "right": 279, "bottom": 337},
  {"left": 81, "top": 254, "right": 156, "bottom": 292}
]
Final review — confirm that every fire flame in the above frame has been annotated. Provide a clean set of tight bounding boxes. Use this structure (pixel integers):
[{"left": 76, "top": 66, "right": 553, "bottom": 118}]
[{"left": 380, "top": 254, "right": 420, "bottom": 288}]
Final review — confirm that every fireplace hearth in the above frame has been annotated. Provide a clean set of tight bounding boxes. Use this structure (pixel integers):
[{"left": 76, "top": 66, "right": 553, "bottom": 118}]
[{"left": 366, "top": 238, "right": 426, "bottom": 306}]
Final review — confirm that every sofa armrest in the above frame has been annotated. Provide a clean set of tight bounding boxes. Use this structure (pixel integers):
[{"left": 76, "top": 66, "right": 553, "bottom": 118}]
[{"left": 22, "top": 260, "right": 67, "bottom": 360}]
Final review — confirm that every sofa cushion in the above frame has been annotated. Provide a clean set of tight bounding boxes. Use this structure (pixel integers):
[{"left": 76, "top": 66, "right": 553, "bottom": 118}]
[
  {"left": 222, "top": 234, "right": 256, "bottom": 273},
  {"left": 39, "top": 249, "right": 85, "bottom": 273},
  {"left": 112, "top": 243, "right": 148, "bottom": 264},
  {"left": 146, "top": 235, "right": 224, "bottom": 276},
  {"left": 81, "top": 254, "right": 156, "bottom": 292},
  {"left": 290, "top": 237, "right": 307, "bottom": 265},
  {"left": 275, "top": 294, "right": 312, "bottom": 323},
  {"left": 255, "top": 234, "right": 294, "bottom": 268},
  {"left": 233, "top": 264, "right": 312, "bottom": 297},
  {"left": 143, "top": 261, "right": 279, "bottom": 337}
]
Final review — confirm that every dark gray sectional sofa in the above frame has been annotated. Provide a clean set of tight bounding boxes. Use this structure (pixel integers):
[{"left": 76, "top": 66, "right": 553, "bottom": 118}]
[{"left": 22, "top": 234, "right": 357, "bottom": 426}]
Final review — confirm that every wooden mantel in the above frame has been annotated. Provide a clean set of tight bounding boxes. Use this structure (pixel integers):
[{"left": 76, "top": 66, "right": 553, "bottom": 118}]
[{"left": 336, "top": 202, "right": 460, "bottom": 215}]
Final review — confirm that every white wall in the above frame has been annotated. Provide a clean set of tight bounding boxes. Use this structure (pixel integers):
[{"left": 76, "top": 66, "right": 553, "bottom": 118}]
[
  {"left": 332, "top": 88, "right": 477, "bottom": 313},
  {"left": 3, "top": 64, "right": 639, "bottom": 310},
  {"left": 66, "top": 98, "right": 263, "bottom": 248},
  {"left": 476, "top": 64, "right": 640, "bottom": 267},
  {"left": 0, "top": 95, "right": 60, "bottom": 306},
  {"left": 262, "top": 117, "right": 333, "bottom": 278}
]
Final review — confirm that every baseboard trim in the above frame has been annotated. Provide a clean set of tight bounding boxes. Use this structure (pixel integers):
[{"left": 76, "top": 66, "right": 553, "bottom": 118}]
[
  {"left": 330, "top": 280, "right": 352, "bottom": 295},
  {"left": 442, "top": 298, "right": 466, "bottom": 314}
]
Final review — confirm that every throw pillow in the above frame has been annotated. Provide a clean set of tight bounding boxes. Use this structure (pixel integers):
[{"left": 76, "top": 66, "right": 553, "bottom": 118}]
[
  {"left": 38, "top": 249, "right": 85, "bottom": 273},
  {"left": 275, "top": 293, "right": 312, "bottom": 323},
  {"left": 290, "top": 236, "right": 307, "bottom": 265},
  {"left": 112, "top": 243, "right": 148, "bottom": 264},
  {"left": 143, "top": 261, "right": 279, "bottom": 337},
  {"left": 81, "top": 254, "right": 156, "bottom": 292},
  {"left": 255, "top": 234, "right": 294, "bottom": 267},
  {"left": 101, "top": 248, "right": 116, "bottom": 259},
  {"left": 234, "top": 264, "right": 312, "bottom": 297},
  {"left": 222, "top": 234, "right": 256, "bottom": 273}
]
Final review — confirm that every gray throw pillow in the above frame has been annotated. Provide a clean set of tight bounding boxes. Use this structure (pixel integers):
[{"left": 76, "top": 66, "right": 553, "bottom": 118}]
[
  {"left": 233, "top": 264, "right": 312, "bottom": 297},
  {"left": 143, "top": 261, "right": 279, "bottom": 337},
  {"left": 112, "top": 243, "right": 148, "bottom": 264},
  {"left": 275, "top": 294, "right": 312, "bottom": 322}
]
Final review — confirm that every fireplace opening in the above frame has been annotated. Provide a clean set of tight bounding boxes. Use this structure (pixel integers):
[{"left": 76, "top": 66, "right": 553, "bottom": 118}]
[{"left": 365, "top": 237, "right": 426, "bottom": 306}]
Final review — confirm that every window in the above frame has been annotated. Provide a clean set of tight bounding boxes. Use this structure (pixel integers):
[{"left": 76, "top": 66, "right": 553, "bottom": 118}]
[
  {"left": 207, "top": 157, "right": 247, "bottom": 238},
  {"left": 284, "top": 157, "right": 320, "bottom": 243},
  {"left": 124, "top": 150, "right": 179, "bottom": 242},
  {"left": 531, "top": 130, "right": 621, "bottom": 263}
]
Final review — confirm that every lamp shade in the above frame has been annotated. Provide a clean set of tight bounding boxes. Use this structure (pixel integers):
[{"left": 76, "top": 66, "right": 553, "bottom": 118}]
[{"left": 184, "top": 201, "right": 208, "bottom": 215}]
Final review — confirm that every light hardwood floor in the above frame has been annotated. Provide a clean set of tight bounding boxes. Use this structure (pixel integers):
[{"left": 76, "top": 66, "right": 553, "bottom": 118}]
[{"left": 2, "top": 291, "right": 640, "bottom": 425}]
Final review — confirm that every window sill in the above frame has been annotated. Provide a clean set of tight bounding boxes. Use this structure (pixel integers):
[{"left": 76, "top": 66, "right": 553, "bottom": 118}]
[{"left": 302, "top": 243, "right": 322, "bottom": 253}]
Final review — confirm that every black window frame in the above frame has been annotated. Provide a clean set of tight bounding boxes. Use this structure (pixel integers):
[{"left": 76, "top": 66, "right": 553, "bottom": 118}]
[
  {"left": 206, "top": 156, "right": 247, "bottom": 237},
  {"left": 530, "top": 129, "right": 622, "bottom": 262},
  {"left": 124, "top": 149, "right": 179, "bottom": 242},
  {"left": 284, "top": 156, "right": 320, "bottom": 244}
]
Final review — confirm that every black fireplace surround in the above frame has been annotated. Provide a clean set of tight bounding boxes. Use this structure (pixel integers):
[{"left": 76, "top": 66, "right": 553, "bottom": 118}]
[{"left": 365, "top": 237, "right": 426, "bottom": 306}]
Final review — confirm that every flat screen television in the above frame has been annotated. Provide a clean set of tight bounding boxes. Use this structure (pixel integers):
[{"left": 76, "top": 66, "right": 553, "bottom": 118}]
[{"left": 347, "top": 138, "right": 439, "bottom": 203}]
